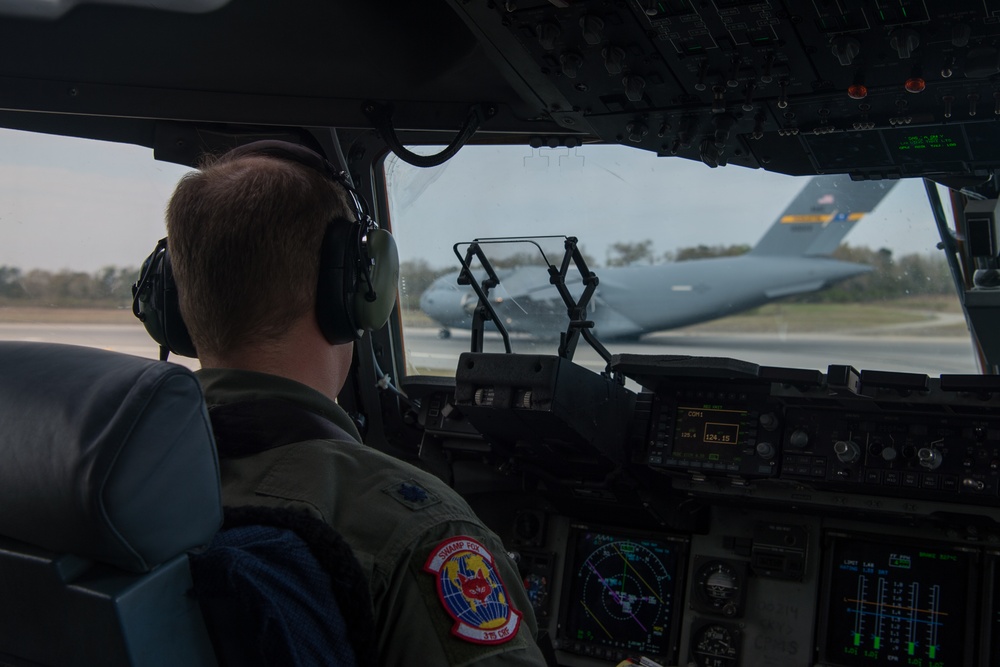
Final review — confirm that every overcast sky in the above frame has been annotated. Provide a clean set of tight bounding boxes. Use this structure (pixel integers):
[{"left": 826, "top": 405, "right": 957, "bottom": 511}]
[{"left": 0, "top": 128, "right": 946, "bottom": 273}]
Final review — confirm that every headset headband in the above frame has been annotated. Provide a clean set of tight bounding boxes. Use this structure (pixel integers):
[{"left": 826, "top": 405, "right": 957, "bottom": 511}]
[{"left": 224, "top": 140, "right": 374, "bottom": 225}]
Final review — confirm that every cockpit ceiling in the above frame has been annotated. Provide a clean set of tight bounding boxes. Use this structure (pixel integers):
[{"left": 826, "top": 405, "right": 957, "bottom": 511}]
[{"left": 0, "top": 0, "right": 998, "bottom": 178}]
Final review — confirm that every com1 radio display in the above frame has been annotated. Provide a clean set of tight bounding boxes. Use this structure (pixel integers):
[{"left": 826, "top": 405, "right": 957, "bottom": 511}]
[{"left": 674, "top": 406, "right": 749, "bottom": 456}]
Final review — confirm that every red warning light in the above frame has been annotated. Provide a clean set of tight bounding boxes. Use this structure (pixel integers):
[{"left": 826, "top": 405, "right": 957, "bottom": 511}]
[
  {"left": 905, "top": 77, "right": 926, "bottom": 93},
  {"left": 847, "top": 84, "right": 868, "bottom": 100}
]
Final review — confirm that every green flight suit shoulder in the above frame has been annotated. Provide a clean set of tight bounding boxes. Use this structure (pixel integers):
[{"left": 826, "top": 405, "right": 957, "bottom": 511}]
[{"left": 200, "top": 368, "right": 547, "bottom": 666}]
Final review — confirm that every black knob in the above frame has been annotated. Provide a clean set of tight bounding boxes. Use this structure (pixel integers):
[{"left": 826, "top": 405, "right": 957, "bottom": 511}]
[
  {"left": 834, "top": 440, "right": 860, "bottom": 464},
  {"left": 789, "top": 430, "right": 809, "bottom": 448}
]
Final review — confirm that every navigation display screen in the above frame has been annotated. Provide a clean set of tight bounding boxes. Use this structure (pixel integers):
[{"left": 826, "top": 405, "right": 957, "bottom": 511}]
[
  {"left": 559, "top": 527, "right": 687, "bottom": 662},
  {"left": 819, "top": 534, "right": 977, "bottom": 667}
]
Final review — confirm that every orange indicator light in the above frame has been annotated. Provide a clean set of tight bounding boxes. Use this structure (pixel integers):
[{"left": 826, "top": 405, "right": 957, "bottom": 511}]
[
  {"left": 904, "top": 77, "right": 926, "bottom": 93},
  {"left": 847, "top": 84, "right": 868, "bottom": 100}
]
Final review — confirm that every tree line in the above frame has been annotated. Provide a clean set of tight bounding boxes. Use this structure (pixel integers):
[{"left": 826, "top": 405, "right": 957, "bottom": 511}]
[
  {"left": 0, "top": 266, "right": 137, "bottom": 307},
  {"left": 0, "top": 242, "right": 954, "bottom": 310}
]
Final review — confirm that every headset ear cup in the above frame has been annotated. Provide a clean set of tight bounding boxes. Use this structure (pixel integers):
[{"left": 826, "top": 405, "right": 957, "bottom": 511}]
[
  {"left": 160, "top": 252, "right": 197, "bottom": 357},
  {"left": 315, "top": 222, "right": 358, "bottom": 345},
  {"left": 354, "top": 228, "right": 399, "bottom": 331},
  {"left": 133, "top": 242, "right": 197, "bottom": 358}
]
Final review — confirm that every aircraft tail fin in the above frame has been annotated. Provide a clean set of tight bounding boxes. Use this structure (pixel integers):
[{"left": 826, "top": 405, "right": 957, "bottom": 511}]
[{"left": 748, "top": 175, "right": 897, "bottom": 257}]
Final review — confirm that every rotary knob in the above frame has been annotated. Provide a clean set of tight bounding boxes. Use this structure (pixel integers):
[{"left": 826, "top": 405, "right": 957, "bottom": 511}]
[
  {"left": 759, "top": 412, "right": 779, "bottom": 431},
  {"left": 918, "top": 447, "right": 943, "bottom": 470},
  {"left": 789, "top": 430, "right": 809, "bottom": 448},
  {"left": 834, "top": 440, "right": 861, "bottom": 464},
  {"left": 756, "top": 442, "right": 776, "bottom": 460}
]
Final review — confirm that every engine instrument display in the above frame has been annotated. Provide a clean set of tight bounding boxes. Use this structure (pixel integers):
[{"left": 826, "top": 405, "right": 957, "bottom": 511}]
[
  {"left": 819, "top": 534, "right": 977, "bottom": 667},
  {"left": 559, "top": 527, "right": 687, "bottom": 661}
]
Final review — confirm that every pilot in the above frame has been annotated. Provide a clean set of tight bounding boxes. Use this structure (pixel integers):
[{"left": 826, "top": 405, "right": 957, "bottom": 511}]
[{"left": 164, "top": 141, "right": 548, "bottom": 665}]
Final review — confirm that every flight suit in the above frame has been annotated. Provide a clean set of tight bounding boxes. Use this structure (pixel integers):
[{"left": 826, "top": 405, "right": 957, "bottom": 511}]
[{"left": 198, "top": 369, "right": 548, "bottom": 667}]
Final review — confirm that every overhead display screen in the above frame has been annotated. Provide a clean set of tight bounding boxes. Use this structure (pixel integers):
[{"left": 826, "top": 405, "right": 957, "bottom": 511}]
[
  {"left": 884, "top": 128, "right": 970, "bottom": 166},
  {"left": 819, "top": 535, "right": 977, "bottom": 667},
  {"left": 560, "top": 527, "right": 687, "bottom": 661}
]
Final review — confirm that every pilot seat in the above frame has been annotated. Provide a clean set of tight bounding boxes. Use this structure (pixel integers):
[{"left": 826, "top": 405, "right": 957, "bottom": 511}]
[{"left": 0, "top": 342, "right": 373, "bottom": 667}]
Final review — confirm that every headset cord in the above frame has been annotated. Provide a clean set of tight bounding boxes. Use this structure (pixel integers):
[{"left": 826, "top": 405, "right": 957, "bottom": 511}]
[{"left": 370, "top": 345, "right": 413, "bottom": 410}]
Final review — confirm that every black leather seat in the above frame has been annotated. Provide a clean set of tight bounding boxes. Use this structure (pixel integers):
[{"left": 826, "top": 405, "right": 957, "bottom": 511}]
[{"left": 0, "top": 342, "right": 223, "bottom": 667}]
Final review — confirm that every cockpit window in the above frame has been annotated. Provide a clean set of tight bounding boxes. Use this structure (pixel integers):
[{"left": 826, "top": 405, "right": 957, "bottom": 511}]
[
  {"left": 0, "top": 131, "right": 977, "bottom": 380},
  {"left": 0, "top": 129, "right": 193, "bottom": 367},
  {"left": 385, "top": 145, "right": 977, "bottom": 378}
]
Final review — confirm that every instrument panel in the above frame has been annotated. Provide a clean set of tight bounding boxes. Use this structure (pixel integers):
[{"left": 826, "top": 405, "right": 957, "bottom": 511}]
[{"left": 409, "top": 352, "right": 1000, "bottom": 666}]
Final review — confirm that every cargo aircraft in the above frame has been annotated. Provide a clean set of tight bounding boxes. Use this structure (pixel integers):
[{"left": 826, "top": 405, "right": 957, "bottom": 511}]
[
  {"left": 420, "top": 174, "right": 897, "bottom": 339},
  {"left": 3, "top": 3, "right": 1000, "bottom": 667}
]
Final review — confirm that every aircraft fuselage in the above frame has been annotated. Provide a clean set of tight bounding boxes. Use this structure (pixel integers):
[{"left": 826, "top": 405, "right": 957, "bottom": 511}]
[{"left": 419, "top": 255, "right": 870, "bottom": 339}]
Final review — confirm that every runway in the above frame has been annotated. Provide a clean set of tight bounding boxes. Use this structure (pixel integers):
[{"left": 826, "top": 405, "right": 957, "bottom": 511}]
[
  {"left": 0, "top": 322, "right": 979, "bottom": 378},
  {"left": 404, "top": 328, "right": 980, "bottom": 378}
]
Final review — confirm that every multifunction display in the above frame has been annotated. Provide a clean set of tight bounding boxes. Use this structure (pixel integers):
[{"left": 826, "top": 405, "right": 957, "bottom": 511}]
[
  {"left": 820, "top": 536, "right": 976, "bottom": 667},
  {"left": 559, "top": 528, "right": 687, "bottom": 661}
]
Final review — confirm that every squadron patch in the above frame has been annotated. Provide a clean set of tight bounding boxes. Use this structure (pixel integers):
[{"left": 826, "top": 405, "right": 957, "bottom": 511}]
[{"left": 424, "top": 536, "right": 521, "bottom": 645}]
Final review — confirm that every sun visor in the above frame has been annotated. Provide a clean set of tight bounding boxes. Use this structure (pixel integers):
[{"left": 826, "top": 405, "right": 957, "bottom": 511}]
[{"left": 0, "top": 342, "right": 221, "bottom": 573}]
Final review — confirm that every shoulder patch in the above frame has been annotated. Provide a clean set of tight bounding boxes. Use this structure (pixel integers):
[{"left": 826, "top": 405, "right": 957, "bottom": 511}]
[
  {"left": 381, "top": 479, "right": 441, "bottom": 511},
  {"left": 423, "top": 536, "right": 522, "bottom": 645}
]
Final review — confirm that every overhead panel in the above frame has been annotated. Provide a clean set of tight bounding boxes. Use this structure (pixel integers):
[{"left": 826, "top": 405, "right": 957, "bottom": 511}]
[{"left": 453, "top": 0, "right": 1000, "bottom": 177}]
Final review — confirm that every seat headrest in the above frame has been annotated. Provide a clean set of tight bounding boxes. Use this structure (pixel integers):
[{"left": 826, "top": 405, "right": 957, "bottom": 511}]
[{"left": 0, "top": 342, "right": 222, "bottom": 573}]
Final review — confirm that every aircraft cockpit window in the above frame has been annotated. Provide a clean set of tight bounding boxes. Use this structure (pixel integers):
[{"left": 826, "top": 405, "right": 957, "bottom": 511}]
[
  {"left": 385, "top": 144, "right": 978, "bottom": 379},
  {"left": 0, "top": 129, "right": 193, "bottom": 367}
]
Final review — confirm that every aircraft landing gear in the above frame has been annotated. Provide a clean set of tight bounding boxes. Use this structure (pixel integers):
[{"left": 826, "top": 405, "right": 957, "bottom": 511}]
[{"left": 438, "top": 328, "right": 451, "bottom": 339}]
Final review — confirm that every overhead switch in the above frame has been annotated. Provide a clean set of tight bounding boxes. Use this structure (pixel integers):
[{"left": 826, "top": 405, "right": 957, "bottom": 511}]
[
  {"left": 603, "top": 46, "right": 625, "bottom": 75},
  {"left": 625, "top": 120, "right": 647, "bottom": 143},
  {"left": 889, "top": 29, "right": 919, "bottom": 59},
  {"left": 831, "top": 36, "right": 860, "bottom": 66},
  {"left": 965, "top": 47, "right": 1000, "bottom": 78},
  {"left": 623, "top": 74, "right": 646, "bottom": 102},
  {"left": 536, "top": 21, "right": 561, "bottom": 51},
  {"left": 580, "top": 14, "right": 605, "bottom": 45},
  {"left": 560, "top": 52, "right": 583, "bottom": 79},
  {"left": 951, "top": 23, "right": 971, "bottom": 48}
]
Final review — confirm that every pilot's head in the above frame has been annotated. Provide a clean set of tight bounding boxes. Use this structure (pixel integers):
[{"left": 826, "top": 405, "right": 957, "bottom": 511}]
[{"left": 165, "top": 144, "right": 356, "bottom": 364}]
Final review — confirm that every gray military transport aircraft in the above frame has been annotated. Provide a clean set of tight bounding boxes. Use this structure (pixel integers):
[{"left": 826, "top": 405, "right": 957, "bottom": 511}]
[
  {"left": 5, "top": 3, "right": 1000, "bottom": 667},
  {"left": 420, "top": 174, "right": 897, "bottom": 339}
]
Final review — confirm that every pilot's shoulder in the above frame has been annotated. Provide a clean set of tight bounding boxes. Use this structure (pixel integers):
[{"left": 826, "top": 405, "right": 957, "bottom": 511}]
[{"left": 224, "top": 436, "right": 484, "bottom": 536}]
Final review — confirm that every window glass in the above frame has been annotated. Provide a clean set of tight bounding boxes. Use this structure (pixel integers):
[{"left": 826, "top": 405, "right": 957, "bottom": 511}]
[
  {"left": 386, "top": 145, "right": 977, "bottom": 378},
  {"left": 0, "top": 128, "right": 196, "bottom": 369},
  {"left": 0, "top": 131, "right": 977, "bottom": 380}
]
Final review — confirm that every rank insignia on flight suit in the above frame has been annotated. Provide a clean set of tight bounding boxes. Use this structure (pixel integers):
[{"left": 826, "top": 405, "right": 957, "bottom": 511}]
[
  {"left": 424, "top": 536, "right": 522, "bottom": 645},
  {"left": 382, "top": 478, "right": 441, "bottom": 510}
]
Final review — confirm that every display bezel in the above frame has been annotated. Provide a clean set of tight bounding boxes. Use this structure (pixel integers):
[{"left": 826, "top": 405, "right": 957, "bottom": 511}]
[
  {"left": 815, "top": 531, "right": 979, "bottom": 667},
  {"left": 981, "top": 550, "right": 1000, "bottom": 667}
]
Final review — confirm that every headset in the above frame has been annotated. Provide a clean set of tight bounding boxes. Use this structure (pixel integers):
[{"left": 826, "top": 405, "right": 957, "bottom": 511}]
[{"left": 132, "top": 140, "right": 399, "bottom": 359}]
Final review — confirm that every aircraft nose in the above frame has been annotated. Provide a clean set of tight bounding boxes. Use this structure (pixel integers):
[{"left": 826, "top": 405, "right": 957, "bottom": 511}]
[
  {"left": 420, "top": 284, "right": 456, "bottom": 321},
  {"left": 419, "top": 288, "right": 438, "bottom": 315}
]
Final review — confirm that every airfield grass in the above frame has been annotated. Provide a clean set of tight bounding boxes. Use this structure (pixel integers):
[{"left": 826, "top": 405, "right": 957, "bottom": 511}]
[
  {"left": 679, "top": 296, "right": 967, "bottom": 337},
  {"left": 1, "top": 295, "right": 966, "bottom": 337}
]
